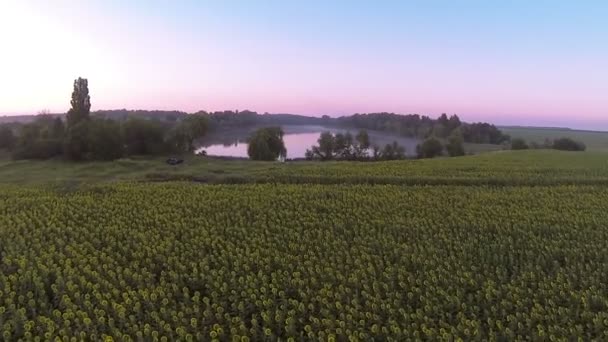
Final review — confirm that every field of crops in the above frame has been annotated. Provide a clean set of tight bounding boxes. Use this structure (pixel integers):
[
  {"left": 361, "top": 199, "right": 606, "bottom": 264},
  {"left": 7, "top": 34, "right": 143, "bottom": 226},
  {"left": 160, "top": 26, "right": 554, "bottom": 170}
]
[
  {"left": 265, "top": 150, "right": 608, "bottom": 186},
  {"left": 2, "top": 182, "right": 608, "bottom": 341}
]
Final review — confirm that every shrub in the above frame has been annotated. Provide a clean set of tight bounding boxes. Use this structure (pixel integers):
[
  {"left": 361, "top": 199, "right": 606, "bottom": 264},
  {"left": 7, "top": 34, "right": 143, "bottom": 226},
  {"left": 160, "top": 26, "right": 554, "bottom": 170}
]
[
  {"left": 0, "top": 124, "right": 16, "bottom": 150},
  {"left": 511, "top": 138, "right": 529, "bottom": 150},
  {"left": 552, "top": 137, "right": 586, "bottom": 151},
  {"left": 87, "top": 119, "right": 124, "bottom": 160},
  {"left": 445, "top": 130, "right": 465, "bottom": 157},
  {"left": 417, "top": 137, "right": 443, "bottom": 158}
]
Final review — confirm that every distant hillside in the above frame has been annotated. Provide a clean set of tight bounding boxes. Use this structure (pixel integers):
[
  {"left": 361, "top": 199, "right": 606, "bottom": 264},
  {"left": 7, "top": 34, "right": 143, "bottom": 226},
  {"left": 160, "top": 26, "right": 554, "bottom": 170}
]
[
  {"left": 500, "top": 125, "right": 607, "bottom": 134},
  {"left": 500, "top": 125, "right": 573, "bottom": 131},
  {"left": 500, "top": 126, "right": 608, "bottom": 151},
  {"left": 0, "top": 114, "right": 59, "bottom": 124}
]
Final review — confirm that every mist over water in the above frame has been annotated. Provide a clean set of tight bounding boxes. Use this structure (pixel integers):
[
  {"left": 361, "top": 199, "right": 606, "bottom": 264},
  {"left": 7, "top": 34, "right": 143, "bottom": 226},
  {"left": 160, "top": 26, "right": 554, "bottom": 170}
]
[{"left": 196, "top": 125, "right": 420, "bottom": 158}]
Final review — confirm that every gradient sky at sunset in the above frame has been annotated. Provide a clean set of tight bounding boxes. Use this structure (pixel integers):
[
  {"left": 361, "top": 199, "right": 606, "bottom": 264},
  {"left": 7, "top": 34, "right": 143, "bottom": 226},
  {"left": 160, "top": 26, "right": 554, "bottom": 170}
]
[{"left": 0, "top": 1, "right": 606, "bottom": 129}]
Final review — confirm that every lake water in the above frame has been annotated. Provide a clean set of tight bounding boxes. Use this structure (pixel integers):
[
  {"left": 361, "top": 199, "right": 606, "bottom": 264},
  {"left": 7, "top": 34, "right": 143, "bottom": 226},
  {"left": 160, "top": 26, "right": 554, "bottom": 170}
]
[{"left": 195, "top": 125, "right": 420, "bottom": 158}]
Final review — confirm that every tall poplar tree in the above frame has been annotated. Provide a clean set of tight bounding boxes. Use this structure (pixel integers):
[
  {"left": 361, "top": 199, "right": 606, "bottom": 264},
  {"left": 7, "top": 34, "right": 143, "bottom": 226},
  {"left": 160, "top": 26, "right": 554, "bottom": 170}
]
[
  {"left": 66, "top": 77, "right": 91, "bottom": 128},
  {"left": 64, "top": 77, "right": 91, "bottom": 160}
]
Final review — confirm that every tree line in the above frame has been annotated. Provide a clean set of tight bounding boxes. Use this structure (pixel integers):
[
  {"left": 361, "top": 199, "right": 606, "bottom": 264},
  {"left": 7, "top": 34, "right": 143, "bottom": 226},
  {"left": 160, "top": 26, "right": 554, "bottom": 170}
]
[
  {"left": 2, "top": 105, "right": 512, "bottom": 160},
  {"left": 87, "top": 110, "right": 508, "bottom": 146},
  {"left": 304, "top": 130, "right": 407, "bottom": 161},
  {"left": 245, "top": 126, "right": 467, "bottom": 162},
  {"left": 511, "top": 137, "right": 586, "bottom": 151},
  {"left": 0, "top": 78, "right": 208, "bottom": 161},
  {"left": 336, "top": 112, "right": 510, "bottom": 144}
]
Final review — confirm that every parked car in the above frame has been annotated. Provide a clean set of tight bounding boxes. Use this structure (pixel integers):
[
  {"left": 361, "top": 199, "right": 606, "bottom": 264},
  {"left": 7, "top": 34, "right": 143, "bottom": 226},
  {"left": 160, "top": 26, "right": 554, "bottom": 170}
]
[{"left": 166, "top": 158, "right": 184, "bottom": 165}]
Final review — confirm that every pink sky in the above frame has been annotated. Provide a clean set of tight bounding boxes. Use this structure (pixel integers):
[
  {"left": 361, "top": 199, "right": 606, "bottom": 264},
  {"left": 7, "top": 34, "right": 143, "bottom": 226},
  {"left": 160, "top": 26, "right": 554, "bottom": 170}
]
[{"left": 0, "top": 1, "right": 606, "bottom": 130}]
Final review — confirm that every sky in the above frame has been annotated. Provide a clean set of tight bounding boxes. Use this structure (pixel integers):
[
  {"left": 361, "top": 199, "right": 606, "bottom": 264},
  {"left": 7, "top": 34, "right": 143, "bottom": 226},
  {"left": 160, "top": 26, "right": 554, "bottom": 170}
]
[{"left": 0, "top": 0, "right": 606, "bottom": 129}]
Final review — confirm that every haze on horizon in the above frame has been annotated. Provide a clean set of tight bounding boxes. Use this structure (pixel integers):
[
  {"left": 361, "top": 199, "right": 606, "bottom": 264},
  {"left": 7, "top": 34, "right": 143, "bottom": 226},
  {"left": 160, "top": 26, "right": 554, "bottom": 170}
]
[{"left": 0, "top": 0, "right": 606, "bottom": 130}]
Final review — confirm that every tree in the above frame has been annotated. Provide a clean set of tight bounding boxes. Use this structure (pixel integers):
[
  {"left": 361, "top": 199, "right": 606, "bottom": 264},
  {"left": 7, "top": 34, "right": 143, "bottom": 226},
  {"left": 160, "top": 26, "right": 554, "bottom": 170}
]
[
  {"left": 433, "top": 113, "right": 450, "bottom": 137},
  {"left": 0, "top": 125, "right": 16, "bottom": 150},
  {"left": 122, "top": 118, "right": 167, "bottom": 155},
  {"left": 11, "top": 118, "right": 64, "bottom": 160},
  {"left": 552, "top": 137, "right": 586, "bottom": 151},
  {"left": 354, "top": 130, "right": 371, "bottom": 159},
  {"left": 380, "top": 141, "right": 406, "bottom": 160},
  {"left": 64, "top": 78, "right": 91, "bottom": 160},
  {"left": 166, "top": 114, "right": 208, "bottom": 153},
  {"left": 511, "top": 138, "right": 529, "bottom": 150},
  {"left": 437, "top": 113, "right": 449, "bottom": 126},
  {"left": 461, "top": 122, "right": 509, "bottom": 144},
  {"left": 66, "top": 78, "right": 91, "bottom": 128},
  {"left": 334, "top": 132, "right": 353, "bottom": 159},
  {"left": 314, "top": 132, "right": 336, "bottom": 160},
  {"left": 247, "top": 127, "right": 287, "bottom": 161},
  {"left": 63, "top": 121, "right": 90, "bottom": 161},
  {"left": 87, "top": 119, "right": 124, "bottom": 160},
  {"left": 447, "top": 114, "right": 462, "bottom": 132},
  {"left": 371, "top": 144, "right": 381, "bottom": 160},
  {"left": 50, "top": 117, "right": 65, "bottom": 140},
  {"left": 445, "top": 130, "right": 465, "bottom": 156},
  {"left": 417, "top": 137, "right": 443, "bottom": 158},
  {"left": 306, "top": 130, "right": 405, "bottom": 161}
]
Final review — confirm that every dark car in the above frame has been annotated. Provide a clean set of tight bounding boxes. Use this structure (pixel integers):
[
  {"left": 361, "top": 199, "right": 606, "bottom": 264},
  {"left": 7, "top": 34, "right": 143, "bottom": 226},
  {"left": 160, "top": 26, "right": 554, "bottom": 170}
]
[{"left": 166, "top": 158, "right": 184, "bottom": 165}]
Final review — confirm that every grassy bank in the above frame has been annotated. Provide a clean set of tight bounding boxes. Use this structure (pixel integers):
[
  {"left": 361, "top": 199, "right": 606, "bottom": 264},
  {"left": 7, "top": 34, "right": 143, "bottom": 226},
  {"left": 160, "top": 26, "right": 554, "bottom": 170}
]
[
  {"left": 501, "top": 126, "right": 608, "bottom": 151},
  {"left": 1, "top": 150, "right": 607, "bottom": 187}
]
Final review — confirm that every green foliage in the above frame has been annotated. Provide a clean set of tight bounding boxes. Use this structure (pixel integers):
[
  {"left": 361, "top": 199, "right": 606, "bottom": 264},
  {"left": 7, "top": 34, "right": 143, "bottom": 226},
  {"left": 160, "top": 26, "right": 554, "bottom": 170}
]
[
  {"left": 11, "top": 139, "right": 63, "bottom": 160},
  {"left": 333, "top": 132, "right": 354, "bottom": 159},
  {"left": 87, "top": 119, "right": 124, "bottom": 160},
  {"left": 66, "top": 77, "right": 91, "bottom": 129},
  {"left": 2, "top": 149, "right": 607, "bottom": 187},
  {"left": 511, "top": 138, "right": 529, "bottom": 150},
  {"left": 309, "top": 131, "right": 336, "bottom": 160},
  {"left": 355, "top": 130, "right": 370, "bottom": 155},
  {"left": 461, "top": 122, "right": 510, "bottom": 144},
  {"left": 445, "top": 129, "right": 465, "bottom": 156},
  {"left": 306, "top": 130, "right": 405, "bottom": 161},
  {"left": 337, "top": 113, "right": 507, "bottom": 144},
  {"left": 122, "top": 118, "right": 168, "bottom": 156},
  {"left": 166, "top": 114, "right": 209, "bottom": 153},
  {"left": 553, "top": 137, "right": 586, "bottom": 151},
  {"left": 417, "top": 137, "right": 443, "bottom": 158},
  {"left": 500, "top": 127, "right": 608, "bottom": 151},
  {"left": 64, "top": 77, "right": 92, "bottom": 160},
  {"left": 247, "top": 127, "right": 286, "bottom": 161},
  {"left": 63, "top": 121, "right": 90, "bottom": 161},
  {"left": 50, "top": 117, "right": 66, "bottom": 139},
  {"left": 0, "top": 124, "right": 16, "bottom": 150},
  {"left": 0, "top": 183, "right": 607, "bottom": 340},
  {"left": 379, "top": 141, "right": 406, "bottom": 160},
  {"left": 10, "top": 116, "right": 64, "bottom": 160}
]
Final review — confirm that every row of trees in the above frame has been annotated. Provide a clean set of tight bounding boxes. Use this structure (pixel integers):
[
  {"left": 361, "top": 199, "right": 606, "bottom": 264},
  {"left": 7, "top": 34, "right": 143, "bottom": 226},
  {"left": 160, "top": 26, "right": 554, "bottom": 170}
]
[
  {"left": 301, "top": 130, "right": 465, "bottom": 161},
  {"left": 416, "top": 129, "right": 466, "bottom": 159},
  {"left": 511, "top": 137, "right": 586, "bottom": 151},
  {"left": 178, "top": 110, "right": 510, "bottom": 146},
  {"left": 303, "top": 130, "right": 398, "bottom": 161},
  {"left": 244, "top": 128, "right": 410, "bottom": 162},
  {"left": 244, "top": 127, "right": 467, "bottom": 162},
  {"left": 0, "top": 78, "right": 208, "bottom": 161},
  {"left": 336, "top": 113, "right": 510, "bottom": 144}
]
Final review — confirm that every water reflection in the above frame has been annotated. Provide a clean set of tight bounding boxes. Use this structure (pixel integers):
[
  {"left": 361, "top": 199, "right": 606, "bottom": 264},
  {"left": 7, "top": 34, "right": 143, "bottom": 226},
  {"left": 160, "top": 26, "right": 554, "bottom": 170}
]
[{"left": 196, "top": 125, "right": 420, "bottom": 158}]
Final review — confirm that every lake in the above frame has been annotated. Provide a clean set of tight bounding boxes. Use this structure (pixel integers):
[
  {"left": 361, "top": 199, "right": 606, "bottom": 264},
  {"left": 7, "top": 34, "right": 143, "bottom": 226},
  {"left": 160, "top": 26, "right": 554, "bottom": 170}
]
[{"left": 195, "top": 125, "right": 420, "bottom": 158}]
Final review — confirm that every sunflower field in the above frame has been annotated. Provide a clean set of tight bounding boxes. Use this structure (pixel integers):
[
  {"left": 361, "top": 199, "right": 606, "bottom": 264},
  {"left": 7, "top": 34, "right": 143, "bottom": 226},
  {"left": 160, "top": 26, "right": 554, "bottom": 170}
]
[{"left": 1, "top": 183, "right": 608, "bottom": 341}]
